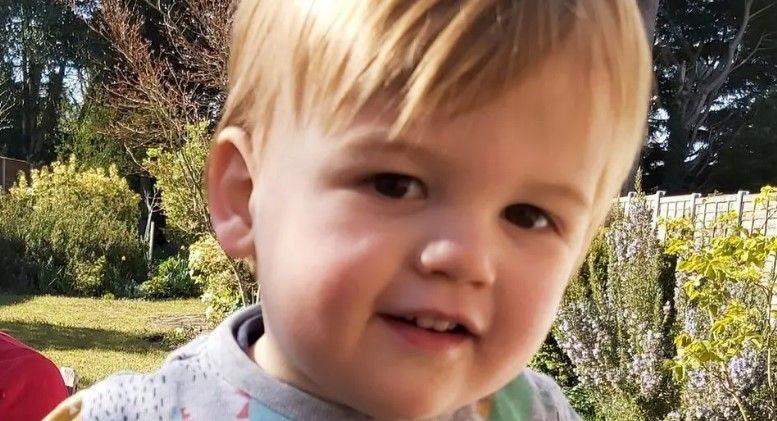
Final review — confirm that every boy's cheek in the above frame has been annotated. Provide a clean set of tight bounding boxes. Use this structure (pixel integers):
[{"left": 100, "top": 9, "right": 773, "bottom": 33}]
[
  {"left": 262, "top": 210, "right": 401, "bottom": 315},
  {"left": 489, "top": 260, "right": 571, "bottom": 353},
  {"left": 492, "top": 289, "right": 557, "bottom": 350}
]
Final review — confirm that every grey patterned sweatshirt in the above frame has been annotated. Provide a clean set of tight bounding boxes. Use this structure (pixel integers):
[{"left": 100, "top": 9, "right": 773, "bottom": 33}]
[{"left": 45, "top": 305, "right": 580, "bottom": 421}]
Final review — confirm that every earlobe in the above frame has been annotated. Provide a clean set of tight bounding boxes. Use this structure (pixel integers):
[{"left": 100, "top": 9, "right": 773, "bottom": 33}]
[{"left": 207, "top": 126, "right": 256, "bottom": 259}]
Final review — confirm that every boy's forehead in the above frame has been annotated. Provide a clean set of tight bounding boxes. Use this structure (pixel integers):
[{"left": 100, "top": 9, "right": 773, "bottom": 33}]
[
  {"left": 338, "top": 45, "right": 614, "bottom": 166},
  {"left": 228, "top": 0, "right": 648, "bottom": 189},
  {"left": 342, "top": 40, "right": 607, "bottom": 135}
]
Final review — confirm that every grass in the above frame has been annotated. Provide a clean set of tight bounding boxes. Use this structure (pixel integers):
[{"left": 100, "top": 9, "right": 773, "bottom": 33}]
[{"left": 0, "top": 294, "right": 206, "bottom": 388}]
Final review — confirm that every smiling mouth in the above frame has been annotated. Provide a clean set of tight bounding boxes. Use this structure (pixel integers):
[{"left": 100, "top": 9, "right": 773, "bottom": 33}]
[
  {"left": 379, "top": 313, "right": 475, "bottom": 352},
  {"left": 383, "top": 314, "right": 472, "bottom": 336}
]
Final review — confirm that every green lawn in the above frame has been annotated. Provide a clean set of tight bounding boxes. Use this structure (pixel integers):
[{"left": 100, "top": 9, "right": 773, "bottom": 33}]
[{"left": 0, "top": 294, "right": 206, "bottom": 388}]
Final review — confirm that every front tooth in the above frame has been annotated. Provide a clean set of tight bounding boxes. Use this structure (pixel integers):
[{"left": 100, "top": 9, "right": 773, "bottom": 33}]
[
  {"left": 432, "top": 320, "right": 451, "bottom": 332},
  {"left": 415, "top": 316, "right": 436, "bottom": 330}
]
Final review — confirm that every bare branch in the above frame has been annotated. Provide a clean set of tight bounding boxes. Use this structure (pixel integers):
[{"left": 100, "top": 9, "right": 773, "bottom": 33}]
[
  {"left": 702, "top": 0, "right": 754, "bottom": 97},
  {"left": 62, "top": 0, "right": 234, "bottom": 152},
  {"left": 732, "top": 33, "right": 770, "bottom": 72}
]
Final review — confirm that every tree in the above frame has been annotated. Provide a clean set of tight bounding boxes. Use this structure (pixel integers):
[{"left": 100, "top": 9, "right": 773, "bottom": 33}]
[
  {"left": 0, "top": 0, "right": 98, "bottom": 163},
  {"left": 75, "top": 0, "right": 232, "bottom": 155},
  {"left": 66, "top": 0, "right": 235, "bottom": 235},
  {"left": 55, "top": 93, "right": 135, "bottom": 175},
  {"left": 65, "top": 0, "right": 256, "bottom": 309},
  {"left": 706, "top": 88, "right": 777, "bottom": 192},
  {"left": 642, "top": 0, "right": 777, "bottom": 193}
]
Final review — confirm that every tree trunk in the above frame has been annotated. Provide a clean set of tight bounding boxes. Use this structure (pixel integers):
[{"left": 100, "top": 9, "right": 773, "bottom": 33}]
[
  {"left": 20, "top": 3, "right": 43, "bottom": 163},
  {"left": 663, "top": 109, "right": 690, "bottom": 192},
  {"left": 22, "top": 60, "right": 42, "bottom": 163},
  {"left": 36, "top": 60, "right": 67, "bottom": 161}
]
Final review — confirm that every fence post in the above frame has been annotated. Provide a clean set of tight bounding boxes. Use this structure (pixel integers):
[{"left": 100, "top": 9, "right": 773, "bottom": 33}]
[
  {"left": 689, "top": 193, "right": 701, "bottom": 221},
  {"left": 735, "top": 190, "right": 749, "bottom": 226},
  {"left": 652, "top": 190, "right": 665, "bottom": 229},
  {"left": 1, "top": 157, "right": 5, "bottom": 190},
  {"left": 625, "top": 191, "right": 636, "bottom": 216}
]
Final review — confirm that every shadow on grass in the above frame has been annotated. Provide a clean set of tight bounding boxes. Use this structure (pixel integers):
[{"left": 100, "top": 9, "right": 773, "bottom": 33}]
[
  {"left": 0, "top": 320, "right": 167, "bottom": 354},
  {"left": 0, "top": 293, "right": 34, "bottom": 306}
]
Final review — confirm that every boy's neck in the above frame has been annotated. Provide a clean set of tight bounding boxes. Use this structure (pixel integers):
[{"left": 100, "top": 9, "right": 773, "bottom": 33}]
[{"left": 251, "top": 334, "right": 331, "bottom": 403}]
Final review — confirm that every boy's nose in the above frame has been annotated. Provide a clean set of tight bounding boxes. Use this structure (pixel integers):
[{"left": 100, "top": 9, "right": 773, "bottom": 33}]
[{"left": 415, "top": 226, "right": 496, "bottom": 288}]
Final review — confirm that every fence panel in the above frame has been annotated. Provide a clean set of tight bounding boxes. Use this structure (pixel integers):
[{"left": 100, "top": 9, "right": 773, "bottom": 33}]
[
  {"left": 1, "top": 156, "right": 31, "bottom": 191},
  {"left": 621, "top": 191, "right": 777, "bottom": 239},
  {"left": 619, "top": 190, "right": 777, "bottom": 281}
]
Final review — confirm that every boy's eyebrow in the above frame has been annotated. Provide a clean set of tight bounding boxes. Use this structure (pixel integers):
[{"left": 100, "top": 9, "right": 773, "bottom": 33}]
[
  {"left": 520, "top": 182, "right": 592, "bottom": 211},
  {"left": 337, "top": 130, "right": 447, "bottom": 167}
]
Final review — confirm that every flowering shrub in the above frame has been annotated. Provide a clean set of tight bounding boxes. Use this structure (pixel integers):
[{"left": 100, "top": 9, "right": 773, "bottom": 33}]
[
  {"left": 0, "top": 157, "right": 146, "bottom": 295},
  {"left": 555, "top": 191, "right": 679, "bottom": 420},
  {"left": 143, "top": 121, "right": 211, "bottom": 244},
  {"left": 145, "top": 121, "right": 257, "bottom": 319},
  {"left": 664, "top": 186, "right": 777, "bottom": 420},
  {"left": 553, "top": 185, "right": 777, "bottom": 420},
  {"left": 188, "top": 234, "right": 256, "bottom": 322},
  {"left": 529, "top": 335, "right": 597, "bottom": 418}
]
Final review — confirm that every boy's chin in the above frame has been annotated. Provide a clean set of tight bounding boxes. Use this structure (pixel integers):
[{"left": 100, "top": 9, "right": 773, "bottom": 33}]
[
  {"left": 342, "top": 384, "right": 470, "bottom": 421},
  {"left": 356, "top": 400, "right": 456, "bottom": 421}
]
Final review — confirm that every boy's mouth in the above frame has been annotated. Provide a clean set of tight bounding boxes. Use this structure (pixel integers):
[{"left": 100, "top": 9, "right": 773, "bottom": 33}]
[
  {"left": 384, "top": 314, "right": 472, "bottom": 335},
  {"left": 378, "top": 310, "right": 479, "bottom": 352}
]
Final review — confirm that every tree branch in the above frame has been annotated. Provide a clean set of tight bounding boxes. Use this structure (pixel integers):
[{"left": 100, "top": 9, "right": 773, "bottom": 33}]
[
  {"left": 702, "top": 0, "right": 754, "bottom": 96},
  {"left": 732, "top": 33, "right": 770, "bottom": 72}
]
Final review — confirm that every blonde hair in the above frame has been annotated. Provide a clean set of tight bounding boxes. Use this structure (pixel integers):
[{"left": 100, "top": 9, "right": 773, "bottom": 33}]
[{"left": 219, "top": 0, "right": 651, "bottom": 225}]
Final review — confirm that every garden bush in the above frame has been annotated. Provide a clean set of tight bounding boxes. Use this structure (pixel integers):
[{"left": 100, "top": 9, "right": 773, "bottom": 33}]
[
  {"left": 139, "top": 254, "right": 200, "bottom": 299},
  {"left": 143, "top": 121, "right": 257, "bottom": 319},
  {"left": 143, "top": 121, "right": 211, "bottom": 244},
  {"left": 550, "top": 184, "right": 777, "bottom": 420},
  {"left": 0, "top": 157, "right": 146, "bottom": 296},
  {"left": 555, "top": 190, "right": 680, "bottom": 420},
  {"left": 188, "top": 234, "right": 256, "bottom": 322},
  {"left": 529, "top": 334, "right": 597, "bottom": 418},
  {"left": 663, "top": 186, "right": 777, "bottom": 420}
]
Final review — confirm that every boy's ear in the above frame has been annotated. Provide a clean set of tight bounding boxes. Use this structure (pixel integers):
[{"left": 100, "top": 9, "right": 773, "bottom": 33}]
[{"left": 207, "top": 126, "right": 256, "bottom": 260}]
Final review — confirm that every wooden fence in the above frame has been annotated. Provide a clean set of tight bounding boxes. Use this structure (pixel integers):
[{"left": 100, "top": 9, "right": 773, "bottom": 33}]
[
  {"left": 618, "top": 190, "right": 777, "bottom": 240},
  {"left": 0, "top": 156, "right": 30, "bottom": 191},
  {"left": 619, "top": 189, "right": 777, "bottom": 279}
]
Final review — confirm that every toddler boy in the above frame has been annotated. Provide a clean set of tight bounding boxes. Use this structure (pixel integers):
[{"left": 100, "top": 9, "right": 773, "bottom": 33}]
[{"left": 47, "top": 0, "right": 651, "bottom": 419}]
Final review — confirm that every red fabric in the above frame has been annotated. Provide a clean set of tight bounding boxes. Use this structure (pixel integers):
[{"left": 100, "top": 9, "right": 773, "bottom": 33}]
[{"left": 0, "top": 331, "right": 69, "bottom": 421}]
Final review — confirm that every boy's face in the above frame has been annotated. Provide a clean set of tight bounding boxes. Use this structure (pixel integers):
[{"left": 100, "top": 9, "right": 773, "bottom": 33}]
[{"left": 235, "top": 50, "right": 617, "bottom": 419}]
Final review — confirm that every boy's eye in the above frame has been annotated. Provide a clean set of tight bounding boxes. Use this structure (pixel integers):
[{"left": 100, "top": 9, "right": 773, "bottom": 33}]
[
  {"left": 371, "top": 173, "right": 425, "bottom": 199},
  {"left": 502, "top": 204, "right": 553, "bottom": 230}
]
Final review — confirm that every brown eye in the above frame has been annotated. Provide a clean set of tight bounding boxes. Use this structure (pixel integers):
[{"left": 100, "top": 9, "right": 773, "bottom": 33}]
[
  {"left": 503, "top": 204, "right": 552, "bottom": 230},
  {"left": 371, "top": 173, "right": 425, "bottom": 199}
]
